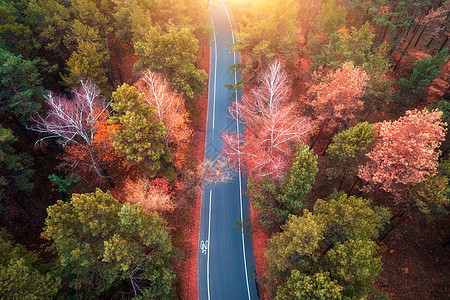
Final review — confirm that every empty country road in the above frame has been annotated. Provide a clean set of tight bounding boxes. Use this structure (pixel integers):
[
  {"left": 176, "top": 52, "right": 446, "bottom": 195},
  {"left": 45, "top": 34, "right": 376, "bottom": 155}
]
[{"left": 198, "top": 1, "right": 259, "bottom": 299}]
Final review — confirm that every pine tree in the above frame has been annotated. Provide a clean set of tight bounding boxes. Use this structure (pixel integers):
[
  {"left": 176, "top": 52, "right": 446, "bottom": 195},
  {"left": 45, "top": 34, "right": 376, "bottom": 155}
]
[
  {"left": 43, "top": 189, "right": 175, "bottom": 298},
  {"left": 110, "top": 83, "right": 175, "bottom": 179}
]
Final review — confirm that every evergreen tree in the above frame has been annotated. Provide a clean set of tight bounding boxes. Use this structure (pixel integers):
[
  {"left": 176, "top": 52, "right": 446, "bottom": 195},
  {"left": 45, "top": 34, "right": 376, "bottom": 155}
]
[
  {"left": 63, "top": 41, "right": 110, "bottom": 90},
  {"left": 110, "top": 83, "right": 175, "bottom": 179},
  {"left": 43, "top": 189, "right": 175, "bottom": 298},
  {"left": 0, "top": 228, "right": 60, "bottom": 299},
  {"left": 275, "top": 271, "right": 343, "bottom": 300},
  {"left": 265, "top": 191, "right": 390, "bottom": 299},
  {"left": 0, "top": 125, "right": 34, "bottom": 201},
  {"left": 0, "top": 48, "right": 44, "bottom": 122},
  {"left": 134, "top": 24, "right": 207, "bottom": 99},
  {"left": 405, "top": 175, "right": 449, "bottom": 218},
  {"left": 326, "top": 122, "right": 376, "bottom": 186},
  {"left": 232, "top": 0, "right": 300, "bottom": 76},
  {"left": 396, "top": 49, "right": 449, "bottom": 106},
  {"left": 248, "top": 144, "right": 318, "bottom": 231}
]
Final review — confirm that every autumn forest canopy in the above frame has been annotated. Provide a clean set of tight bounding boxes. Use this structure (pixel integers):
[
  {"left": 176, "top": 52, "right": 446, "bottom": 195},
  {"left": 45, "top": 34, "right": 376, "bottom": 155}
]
[{"left": 0, "top": 0, "right": 449, "bottom": 299}]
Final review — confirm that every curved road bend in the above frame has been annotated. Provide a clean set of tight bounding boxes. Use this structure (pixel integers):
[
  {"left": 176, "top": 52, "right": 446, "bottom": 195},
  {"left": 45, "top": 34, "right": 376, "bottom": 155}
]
[{"left": 198, "top": 1, "right": 259, "bottom": 299}]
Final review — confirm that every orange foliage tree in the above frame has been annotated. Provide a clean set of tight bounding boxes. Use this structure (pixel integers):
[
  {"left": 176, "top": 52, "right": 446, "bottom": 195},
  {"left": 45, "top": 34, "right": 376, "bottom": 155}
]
[
  {"left": 358, "top": 108, "right": 447, "bottom": 196},
  {"left": 307, "top": 62, "right": 368, "bottom": 148},
  {"left": 135, "top": 70, "right": 192, "bottom": 168},
  {"left": 123, "top": 177, "right": 174, "bottom": 213},
  {"left": 223, "top": 60, "right": 314, "bottom": 178}
]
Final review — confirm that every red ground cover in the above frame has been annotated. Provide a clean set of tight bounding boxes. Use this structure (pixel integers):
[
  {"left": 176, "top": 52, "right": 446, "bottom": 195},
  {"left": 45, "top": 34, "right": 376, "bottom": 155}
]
[{"left": 171, "top": 42, "right": 210, "bottom": 300}]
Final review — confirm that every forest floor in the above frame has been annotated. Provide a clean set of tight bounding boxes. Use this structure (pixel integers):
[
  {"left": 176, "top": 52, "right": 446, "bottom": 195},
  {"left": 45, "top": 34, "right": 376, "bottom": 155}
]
[{"left": 376, "top": 214, "right": 450, "bottom": 299}]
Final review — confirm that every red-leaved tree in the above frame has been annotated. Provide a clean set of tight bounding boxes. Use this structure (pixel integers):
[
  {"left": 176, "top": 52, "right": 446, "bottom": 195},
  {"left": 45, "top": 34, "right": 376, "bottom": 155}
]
[
  {"left": 307, "top": 62, "right": 368, "bottom": 148},
  {"left": 358, "top": 108, "right": 447, "bottom": 196},
  {"left": 135, "top": 70, "right": 192, "bottom": 168},
  {"left": 223, "top": 60, "right": 314, "bottom": 178}
]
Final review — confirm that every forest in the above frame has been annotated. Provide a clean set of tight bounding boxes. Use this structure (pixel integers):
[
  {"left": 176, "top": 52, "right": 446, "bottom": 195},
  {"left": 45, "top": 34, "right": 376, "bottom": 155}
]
[{"left": 0, "top": 0, "right": 448, "bottom": 299}]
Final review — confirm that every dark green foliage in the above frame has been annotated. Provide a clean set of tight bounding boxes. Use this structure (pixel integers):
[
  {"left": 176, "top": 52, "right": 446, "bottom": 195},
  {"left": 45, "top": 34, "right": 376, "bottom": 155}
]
[
  {"left": 62, "top": 41, "right": 110, "bottom": 90},
  {"left": 280, "top": 144, "right": 319, "bottom": 211},
  {"left": 266, "top": 191, "right": 390, "bottom": 299},
  {"left": 0, "top": 0, "right": 35, "bottom": 57},
  {"left": 428, "top": 100, "right": 450, "bottom": 128},
  {"left": 405, "top": 175, "right": 449, "bottom": 218},
  {"left": 48, "top": 172, "right": 81, "bottom": 194},
  {"left": 0, "top": 228, "right": 60, "bottom": 299},
  {"left": 0, "top": 48, "right": 44, "bottom": 121},
  {"left": 0, "top": 125, "right": 34, "bottom": 201},
  {"left": 134, "top": 24, "right": 207, "bottom": 99},
  {"left": 396, "top": 49, "right": 449, "bottom": 105},
  {"left": 326, "top": 122, "right": 376, "bottom": 182},
  {"left": 275, "top": 271, "right": 343, "bottom": 300},
  {"left": 314, "top": 191, "right": 391, "bottom": 243},
  {"left": 248, "top": 144, "right": 318, "bottom": 231},
  {"left": 110, "top": 84, "right": 175, "bottom": 179},
  {"left": 43, "top": 189, "right": 175, "bottom": 298}
]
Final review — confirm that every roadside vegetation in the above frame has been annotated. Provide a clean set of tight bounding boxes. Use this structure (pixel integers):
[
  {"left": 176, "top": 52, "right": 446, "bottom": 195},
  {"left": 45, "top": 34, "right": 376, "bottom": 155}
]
[{"left": 227, "top": 0, "right": 449, "bottom": 298}]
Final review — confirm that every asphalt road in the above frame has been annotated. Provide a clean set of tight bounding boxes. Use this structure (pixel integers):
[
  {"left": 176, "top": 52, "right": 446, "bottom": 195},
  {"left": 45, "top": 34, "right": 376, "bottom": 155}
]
[{"left": 197, "top": 1, "right": 259, "bottom": 299}]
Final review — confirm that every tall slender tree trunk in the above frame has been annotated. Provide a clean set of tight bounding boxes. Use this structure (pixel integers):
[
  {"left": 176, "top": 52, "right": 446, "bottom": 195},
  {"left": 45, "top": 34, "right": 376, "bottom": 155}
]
[
  {"left": 414, "top": 25, "right": 427, "bottom": 47},
  {"left": 310, "top": 117, "right": 330, "bottom": 150},
  {"left": 439, "top": 36, "right": 448, "bottom": 52},
  {"left": 348, "top": 177, "right": 359, "bottom": 194}
]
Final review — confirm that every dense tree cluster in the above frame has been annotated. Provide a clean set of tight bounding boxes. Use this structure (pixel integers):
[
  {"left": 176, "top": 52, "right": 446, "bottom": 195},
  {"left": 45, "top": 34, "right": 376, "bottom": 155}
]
[
  {"left": 0, "top": 0, "right": 448, "bottom": 298},
  {"left": 0, "top": 0, "right": 208, "bottom": 298},
  {"left": 226, "top": 0, "right": 449, "bottom": 298}
]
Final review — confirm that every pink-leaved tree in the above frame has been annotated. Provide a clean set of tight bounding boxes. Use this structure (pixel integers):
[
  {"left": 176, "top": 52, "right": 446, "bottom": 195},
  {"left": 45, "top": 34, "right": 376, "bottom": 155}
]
[
  {"left": 358, "top": 108, "right": 447, "bottom": 197},
  {"left": 307, "top": 62, "right": 368, "bottom": 148},
  {"left": 222, "top": 59, "right": 314, "bottom": 178},
  {"left": 135, "top": 70, "right": 192, "bottom": 168}
]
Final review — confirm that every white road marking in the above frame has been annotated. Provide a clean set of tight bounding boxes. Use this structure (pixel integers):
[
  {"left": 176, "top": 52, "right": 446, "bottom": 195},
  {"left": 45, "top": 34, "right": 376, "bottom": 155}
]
[
  {"left": 201, "top": 240, "right": 209, "bottom": 254},
  {"left": 206, "top": 14, "right": 218, "bottom": 300},
  {"left": 207, "top": 189, "right": 212, "bottom": 300},
  {"left": 213, "top": 29, "right": 217, "bottom": 131},
  {"left": 220, "top": 1, "right": 252, "bottom": 299}
]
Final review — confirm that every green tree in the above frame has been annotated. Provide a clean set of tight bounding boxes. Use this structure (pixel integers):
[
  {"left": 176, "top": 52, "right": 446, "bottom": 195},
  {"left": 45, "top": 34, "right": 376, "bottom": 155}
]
[
  {"left": 43, "top": 189, "right": 175, "bottom": 298},
  {"left": 326, "top": 122, "right": 376, "bottom": 185},
  {"left": 110, "top": 84, "right": 174, "bottom": 179},
  {"left": 0, "top": 48, "right": 44, "bottom": 122},
  {"left": 314, "top": 22, "right": 374, "bottom": 68},
  {"left": 62, "top": 41, "right": 110, "bottom": 90},
  {"left": 405, "top": 175, "right": 449, "bottom": 218},
  {"left": 314, "top": 191, "right": 391, "bottom": 243},
  {"left": 134, "top": 23, "right": 207, "bottom": 99},
  {"left": 396, "top": 49, "right": 449, "bottom": 106},
  {"left": 266, "top": 212, "right": 323, "bottom": 275},
  {"left": 232, "top": 0, "right": 300, "bottom": 76},
  {"left": 26, "top": 0, "right": 72, "bottom": 55},
  {"left": 325, "top": 240, "right": 382, "bottom": 297},
  {"left": 265, "top": 191, "right": 390, "bottom": 298},
  {"left": 0, "top": 125, "right": 34, "bottom": 201},
  {"left": 0, "top": 228, "right": 60, "bottom": 299},
  {"left": 275, "top": 271, "right": 343, "bottom": 300},
  {"left": 315, "top": 0, "right": 347, "bottom": 36},
  {"left": 0, "top": 0, "right": 35, "bottom": 58},
  {"left": 279, "top": 144, "right": 319, "bottom": 212},
  {"left": 248, "top": 144, "right": 318, "bottom": 231}
]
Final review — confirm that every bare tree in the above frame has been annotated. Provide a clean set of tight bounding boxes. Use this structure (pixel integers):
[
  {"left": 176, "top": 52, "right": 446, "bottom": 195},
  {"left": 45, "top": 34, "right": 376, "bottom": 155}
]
[
  {"left": 29, "top": 79, "right": 113, "bottom": 181},
  {"left": 223, "top": 59, "right": 314, "bottom": 178},
  {"left": 135, "top": 70, "right": 192, "bottom": 167}
]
